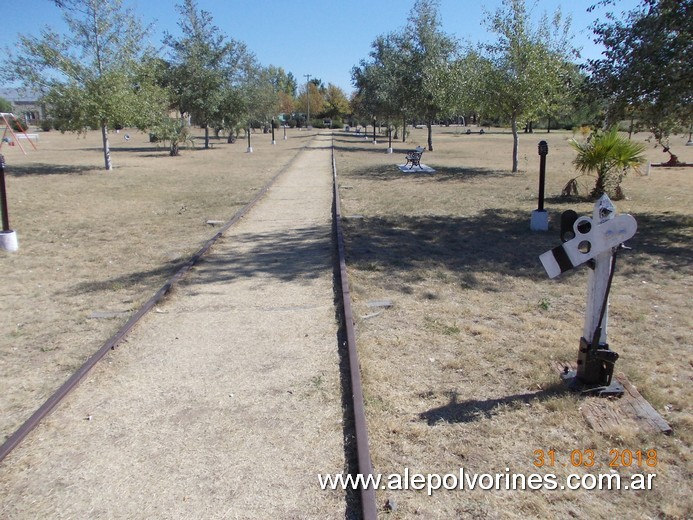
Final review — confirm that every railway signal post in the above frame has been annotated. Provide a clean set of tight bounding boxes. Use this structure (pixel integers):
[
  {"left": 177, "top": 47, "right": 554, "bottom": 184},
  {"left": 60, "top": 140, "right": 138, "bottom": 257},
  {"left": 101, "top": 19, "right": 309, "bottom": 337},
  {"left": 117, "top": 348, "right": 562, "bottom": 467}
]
[{"left": 540, "top": 195, "right": 637, "bottom": 396}]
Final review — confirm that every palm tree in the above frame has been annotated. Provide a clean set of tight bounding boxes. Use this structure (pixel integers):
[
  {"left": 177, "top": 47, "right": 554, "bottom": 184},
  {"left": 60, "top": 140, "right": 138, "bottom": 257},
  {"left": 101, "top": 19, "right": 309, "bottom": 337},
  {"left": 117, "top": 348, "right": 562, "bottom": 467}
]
[{"left": 570, "top": 128, "right": 647, "bottom": 200}]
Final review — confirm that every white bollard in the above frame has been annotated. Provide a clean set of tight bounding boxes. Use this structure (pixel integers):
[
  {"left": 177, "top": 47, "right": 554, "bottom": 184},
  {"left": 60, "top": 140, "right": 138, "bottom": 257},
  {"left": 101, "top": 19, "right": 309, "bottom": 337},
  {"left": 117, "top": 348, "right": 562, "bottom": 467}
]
[
  {"left": 530, "top": 209, "right": 549, "bottom": 231},
  {"left": 0, "top": 230, "right": 18, "bottom": 252}
]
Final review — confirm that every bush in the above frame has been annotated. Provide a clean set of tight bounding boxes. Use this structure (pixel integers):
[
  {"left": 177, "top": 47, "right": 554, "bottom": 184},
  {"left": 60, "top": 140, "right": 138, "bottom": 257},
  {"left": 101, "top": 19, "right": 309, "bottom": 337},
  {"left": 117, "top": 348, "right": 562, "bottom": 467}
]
[
  {"left": 569, "top": 128, "right": 647, "bottom": 199},
  {"left": 9, "top": 118, "right": 28, "bottom": 132},
  {"left": 40, "top": 120, "right": 52, "bottom": 132}
]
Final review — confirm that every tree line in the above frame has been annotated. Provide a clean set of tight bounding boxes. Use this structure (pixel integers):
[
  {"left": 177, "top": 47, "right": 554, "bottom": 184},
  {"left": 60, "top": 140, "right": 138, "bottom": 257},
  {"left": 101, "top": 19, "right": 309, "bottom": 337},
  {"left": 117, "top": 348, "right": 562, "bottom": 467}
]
[
  {"left": 1, "top": 0, "right": 690, "bottom": 174},
  {"left": 351, "top": 0, "right": 691, "bottom": 172},
  {"left": 0, "top": 0, "right": 351, "bottom": 169}
]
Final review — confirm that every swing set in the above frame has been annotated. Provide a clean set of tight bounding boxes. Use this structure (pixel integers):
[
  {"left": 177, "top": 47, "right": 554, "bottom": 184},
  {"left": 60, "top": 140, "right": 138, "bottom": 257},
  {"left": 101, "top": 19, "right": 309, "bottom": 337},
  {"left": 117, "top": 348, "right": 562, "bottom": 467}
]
[{"left": 0, "top": 112, "right": 39, "bottom": 155}]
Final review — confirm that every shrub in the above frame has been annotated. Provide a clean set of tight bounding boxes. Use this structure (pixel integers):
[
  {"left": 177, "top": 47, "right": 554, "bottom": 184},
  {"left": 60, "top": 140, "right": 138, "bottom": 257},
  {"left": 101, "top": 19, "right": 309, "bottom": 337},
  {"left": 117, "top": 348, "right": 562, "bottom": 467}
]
[{"left": 569, "top": 128, "right": 647, "bottom": 200}]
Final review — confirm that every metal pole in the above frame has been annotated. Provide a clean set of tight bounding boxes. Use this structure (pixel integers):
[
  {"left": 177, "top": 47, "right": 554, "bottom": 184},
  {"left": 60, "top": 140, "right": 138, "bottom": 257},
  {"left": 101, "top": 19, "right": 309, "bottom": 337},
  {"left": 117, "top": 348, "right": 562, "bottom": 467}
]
[
  {"left": 304, "top": 74, "right": 311, "bottom": 129},
  {"left": 538, "top": 141, "right": 548, "bottom": 211},
  {"left": 0, "top": 154, "right": 10, "bottom": 232}
]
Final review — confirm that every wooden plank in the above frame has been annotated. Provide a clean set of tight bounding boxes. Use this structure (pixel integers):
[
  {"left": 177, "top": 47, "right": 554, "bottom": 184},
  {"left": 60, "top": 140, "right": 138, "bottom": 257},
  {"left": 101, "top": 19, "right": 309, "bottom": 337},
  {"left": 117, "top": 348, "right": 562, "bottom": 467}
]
[
  {"left": 619, "top": 375, "right": 673, "bottom": 434},
  {"left": 551, "top": 361, "right": 672, "bottom": 435}
]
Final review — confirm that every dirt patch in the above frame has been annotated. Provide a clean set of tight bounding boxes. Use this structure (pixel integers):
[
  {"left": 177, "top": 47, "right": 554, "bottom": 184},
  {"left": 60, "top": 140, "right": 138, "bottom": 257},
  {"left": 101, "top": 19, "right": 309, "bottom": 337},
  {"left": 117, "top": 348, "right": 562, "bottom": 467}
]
[{"left": 335, "top": 127, "right": 692, "bottom": 518}]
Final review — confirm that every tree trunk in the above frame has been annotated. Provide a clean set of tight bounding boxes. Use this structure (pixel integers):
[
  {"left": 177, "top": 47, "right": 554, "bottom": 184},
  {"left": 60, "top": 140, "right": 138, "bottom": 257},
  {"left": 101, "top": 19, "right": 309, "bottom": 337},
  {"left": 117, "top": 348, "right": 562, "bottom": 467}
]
[
  {"left": 402, "top": 114, "right": 406, "bottom": 143},
  {"left": 511, "top": 117, "right": 519, "bottom": 173},
  {"left": 101, "top": 121, "right": 112, "bottom": 171},
  {"left": 427, "top": 120, "right": 433, "bottom": 151},
  {"left": 204, "top": 125, "right": 210, "bottom": 149}
]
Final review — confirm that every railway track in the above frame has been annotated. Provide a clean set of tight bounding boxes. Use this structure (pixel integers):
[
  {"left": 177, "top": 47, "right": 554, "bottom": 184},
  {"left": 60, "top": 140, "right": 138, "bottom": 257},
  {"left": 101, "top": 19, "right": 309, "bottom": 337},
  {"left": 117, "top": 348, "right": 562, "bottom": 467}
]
[{"left": 0, "top": 135, "right": 378, "bottom": 519}]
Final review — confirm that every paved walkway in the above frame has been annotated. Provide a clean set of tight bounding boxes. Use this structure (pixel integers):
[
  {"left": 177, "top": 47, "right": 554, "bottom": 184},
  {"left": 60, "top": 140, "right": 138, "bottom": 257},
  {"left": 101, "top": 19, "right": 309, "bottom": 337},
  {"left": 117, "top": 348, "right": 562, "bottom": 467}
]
[{"left": 0, "top": 133, "right": 346, "bottom": 518}]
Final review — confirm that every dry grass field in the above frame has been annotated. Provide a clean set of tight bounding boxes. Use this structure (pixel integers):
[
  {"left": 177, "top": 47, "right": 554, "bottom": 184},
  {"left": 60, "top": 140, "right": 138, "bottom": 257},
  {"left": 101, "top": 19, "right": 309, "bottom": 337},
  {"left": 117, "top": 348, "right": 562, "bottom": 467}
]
[
  {"left": 0, "top": 127, "right": 315, "bottom": 440},
  {"left": 334, "top": 127, "right": 691, "bottom": 518},
  {"left": 1, "top": 122, "right": 690, "bottom": 519}
]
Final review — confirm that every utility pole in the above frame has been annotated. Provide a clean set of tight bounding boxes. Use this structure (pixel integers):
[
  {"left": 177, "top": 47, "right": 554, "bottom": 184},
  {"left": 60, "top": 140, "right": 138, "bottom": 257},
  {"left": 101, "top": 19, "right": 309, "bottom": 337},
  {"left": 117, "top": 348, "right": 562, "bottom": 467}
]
[{"left": 303, "top": 74, "right": 311, "bottom": 129}]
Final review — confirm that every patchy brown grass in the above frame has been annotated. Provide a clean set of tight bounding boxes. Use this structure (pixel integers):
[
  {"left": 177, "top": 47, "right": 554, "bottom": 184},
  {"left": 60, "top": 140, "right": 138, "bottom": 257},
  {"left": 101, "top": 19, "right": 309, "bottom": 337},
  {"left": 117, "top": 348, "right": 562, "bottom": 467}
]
[
  {"left": 335, "top": 127, "right": 692, "bottom": 518},
  {"left": 0, "top": 127, "right": 314, "bottom": 439}
]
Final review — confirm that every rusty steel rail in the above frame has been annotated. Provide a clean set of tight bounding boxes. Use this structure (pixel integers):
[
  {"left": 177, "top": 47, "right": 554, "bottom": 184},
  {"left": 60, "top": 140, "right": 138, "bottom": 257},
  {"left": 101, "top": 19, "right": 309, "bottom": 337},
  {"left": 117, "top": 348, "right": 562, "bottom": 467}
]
[
  {"left": 0, "top": 153, "right": 300, "bottom": 464},
  {"left": 331, "top": 140, "right": 378, "bottom": 520}
]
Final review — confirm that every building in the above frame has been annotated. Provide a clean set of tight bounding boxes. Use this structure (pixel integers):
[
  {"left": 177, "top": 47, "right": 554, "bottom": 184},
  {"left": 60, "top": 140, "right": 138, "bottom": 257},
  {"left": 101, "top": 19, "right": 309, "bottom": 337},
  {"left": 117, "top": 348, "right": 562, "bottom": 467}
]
[{"left": 0, "top": 88, "right": 46, "bottom": 124}]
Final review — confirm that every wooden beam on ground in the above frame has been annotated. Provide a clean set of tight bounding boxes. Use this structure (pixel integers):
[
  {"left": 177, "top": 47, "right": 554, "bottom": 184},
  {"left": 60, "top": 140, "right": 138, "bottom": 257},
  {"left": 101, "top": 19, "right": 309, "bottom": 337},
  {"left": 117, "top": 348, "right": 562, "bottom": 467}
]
[{"left": 552, "top": 361, "right": 672, "bottom": 435}]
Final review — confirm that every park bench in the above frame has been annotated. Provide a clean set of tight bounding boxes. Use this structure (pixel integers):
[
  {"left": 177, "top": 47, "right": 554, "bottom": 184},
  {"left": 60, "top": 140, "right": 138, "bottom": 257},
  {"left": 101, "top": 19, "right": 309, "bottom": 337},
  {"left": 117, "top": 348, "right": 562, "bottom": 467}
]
[{"left": 404, "top": 146, "right": 425, "bottom": 169}]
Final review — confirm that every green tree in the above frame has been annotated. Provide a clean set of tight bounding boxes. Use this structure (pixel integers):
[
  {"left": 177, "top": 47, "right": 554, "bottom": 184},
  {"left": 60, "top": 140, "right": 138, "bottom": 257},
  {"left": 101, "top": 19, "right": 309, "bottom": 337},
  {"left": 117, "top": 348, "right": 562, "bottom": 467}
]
[
  {"left": 476, "top": 0, "right": 575, "bottom": 171},
  {"left": 164, "top": 0, "right": 242, "bottom": 150},
  {"left": 586, "top": 0, "right": 692, "bottom": 163},
  {"left": 0, "top": 97, "right": 12, "bottom": 113},
  {"left": 242, "top": 65, "right": 282, "bottom": 132},
  {"left": 352, "top": 1, "right": 459, "bottom": 148},
  {"left": 295, "top": 82, "right": 325, "bottom": 126},
  {"left": 352, "top": 33, "right": 408, "bottom": 137},
  {"left": 570, "top": 128, "right": 647, "bottom": 199},
  {"left": 402, "top": 0, "right": 459, "bottom": 151},
  {"left": 322, "top": 83, "right": 350, "bottom": 121},
  {"left": 2, "top": 0, "right": 162, "bottom": 170}
]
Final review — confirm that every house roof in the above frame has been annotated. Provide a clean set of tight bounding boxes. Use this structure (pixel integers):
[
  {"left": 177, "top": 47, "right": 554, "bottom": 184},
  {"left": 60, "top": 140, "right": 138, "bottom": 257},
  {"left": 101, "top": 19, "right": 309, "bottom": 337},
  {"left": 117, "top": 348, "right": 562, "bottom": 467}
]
[{"left": 0, "top": 88, "right": 41, "bottom": 103}]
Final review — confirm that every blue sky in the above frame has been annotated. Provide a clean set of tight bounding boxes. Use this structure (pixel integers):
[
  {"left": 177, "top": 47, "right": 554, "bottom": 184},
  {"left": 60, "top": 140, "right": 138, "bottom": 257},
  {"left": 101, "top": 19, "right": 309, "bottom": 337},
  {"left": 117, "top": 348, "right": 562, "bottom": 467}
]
[{"left": 1, "top": 0, "right": 642, "bottom": 94}]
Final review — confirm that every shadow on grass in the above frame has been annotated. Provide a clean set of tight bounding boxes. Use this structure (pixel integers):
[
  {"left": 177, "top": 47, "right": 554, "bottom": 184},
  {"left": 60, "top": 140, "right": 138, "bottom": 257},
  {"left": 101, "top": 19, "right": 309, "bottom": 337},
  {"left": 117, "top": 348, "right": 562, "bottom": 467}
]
[
  {"left": 344, "top": 209, "right": 558, "bottom": 284},
  {"left": 419, "top": 384, "right": 567, "bottom": 425},
  {"left": 109, "top": 146, "right": 170, "bottom": 154},
  {"left": 341, "top": 163, "right": 508, "bottom": 182},
  {"left": 6, "top": 163, "right": 96, "bottom": 176},
  {"left": 625, "top": 212, "right": 692, "bottom": 272},
  {"left": 66, "top": 209, "right": 690, "bottom": 297},
  {"left": 344, "top": 209, "right": 692, "bottom": 290},
  {"left": 67, "top": 260, "right": 187, "bottom": 295}
]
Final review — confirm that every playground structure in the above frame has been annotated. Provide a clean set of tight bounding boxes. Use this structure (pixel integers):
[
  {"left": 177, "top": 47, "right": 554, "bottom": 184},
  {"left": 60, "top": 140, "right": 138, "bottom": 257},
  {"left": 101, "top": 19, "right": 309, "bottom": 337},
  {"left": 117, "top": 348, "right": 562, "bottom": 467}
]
[{"left": 1, "top": 112, "right": 39, "bottom": 155}]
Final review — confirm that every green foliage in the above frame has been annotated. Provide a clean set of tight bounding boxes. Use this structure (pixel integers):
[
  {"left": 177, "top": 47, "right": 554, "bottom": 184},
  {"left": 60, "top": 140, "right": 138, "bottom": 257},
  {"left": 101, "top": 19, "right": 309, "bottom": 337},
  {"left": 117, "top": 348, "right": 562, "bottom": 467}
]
[
  {"left": 570, "top": 127, "right": 647, "bottom": 199},
  {"left": 586, "top": 0, "right": 692, "bottom": 154},
  {"left": 475, "top": 0, "right": 577, "bottom": 172},
  {"left": 322, "top": 84, "right": 350, "bottom": 120},
  {"left": 148, "top": 117, "right": 195, "bottom": 156},
  {"left": 0, "top": 96, "right": 12, "bottom": 113},
  {"left": 2, "top": 0, "right": 164, "bottom": 170},
  {"left": 352, "top": 0, "right": 460, "bottom": 150}
]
